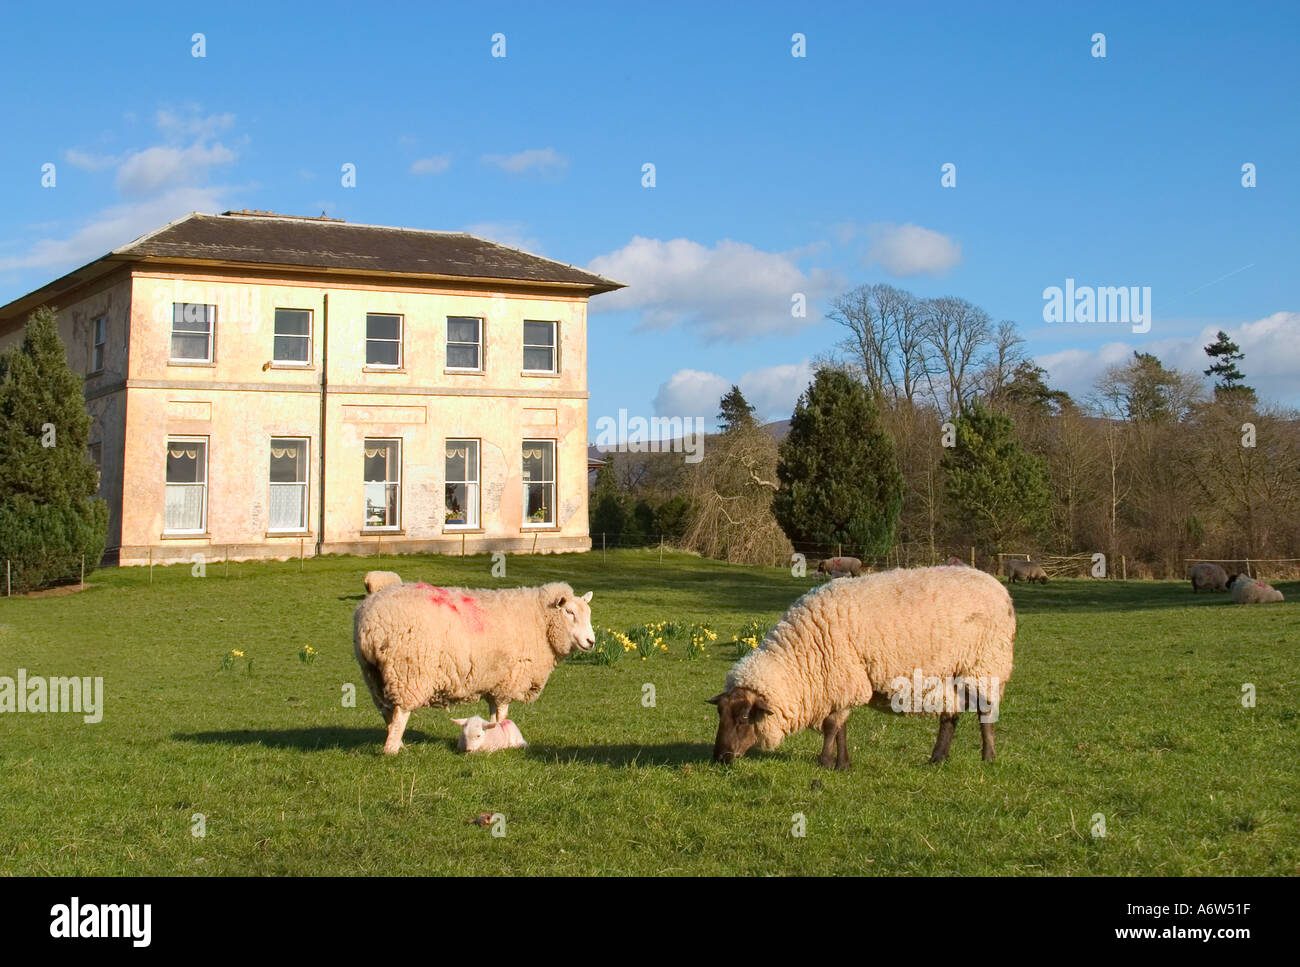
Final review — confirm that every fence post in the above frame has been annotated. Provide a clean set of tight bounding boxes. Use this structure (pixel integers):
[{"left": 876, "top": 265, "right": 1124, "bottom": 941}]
[
  {"left": 969, "top": 546, "right": 975, "bottom": 568},
  {"left": 1121, "top": 555, "right": 1127, "bottom": 580},
  {"left": 300, "top": 537, "right": 304, "bottom": 572},
  {"left": 225, "top": 546, "right": 230, "bottom": 579},
  {"left": 602, "top": 532, "right": 606, "bottom": 564},
  {"left": 149, "top": 548, "right": 153, "bottom": 585},
  {"left": 81, "top": 555, "right": 85, "bottom": 586},
  {"left": 6, "top": 560, "right": 9, "bottom": 597},
  {"left": 659, "top": 535, "right": 663, "bottom": 564},
  {"left": 1245, "top": 557, "right": 1251, "bottom": 578}
]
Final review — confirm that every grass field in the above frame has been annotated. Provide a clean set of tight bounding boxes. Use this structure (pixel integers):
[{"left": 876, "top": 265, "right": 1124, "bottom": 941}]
[{"left": 1, "top": 549, "right": 1296, "bottom": 876}]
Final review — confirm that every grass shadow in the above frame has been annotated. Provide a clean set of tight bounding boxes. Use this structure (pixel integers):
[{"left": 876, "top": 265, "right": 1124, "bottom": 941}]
[
  {"left": 523, "top": 741, "right": 719, "bottom": 768},
  {"left": 172, "top": 726, "right": 434, "bottom": 753}
]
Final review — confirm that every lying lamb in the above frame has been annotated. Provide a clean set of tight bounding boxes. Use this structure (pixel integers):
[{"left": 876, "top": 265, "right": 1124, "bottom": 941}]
[
  {"left": 364, "top": 570, "right": 403, "bottom": 594},
  {"left": 1188, "top": 562, "right": 1229, "bottom": 592},
  {"left": 1228, "top": 574, "right": 1285, "bottom": 604},
  {"left": 451, "top": 715, "right": 528, "bottom": 753},
  {"left": 1005, "top": 558, "right": 1047, "bottom": 584},
  {"left": 710, "top": 565, "right": 1015, "bottom": 769},
  {"left": 816, "top": 556, "right": 864, "bottom": 578},
  {"left": 354, "top": 581, "right": 595, "bottom": 754}
]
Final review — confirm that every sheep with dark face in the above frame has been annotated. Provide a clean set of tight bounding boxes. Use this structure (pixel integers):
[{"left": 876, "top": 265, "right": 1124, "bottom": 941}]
[
  {"left": 1005, "top": 559, "right": 1047, "bottom": 584},
  {"left": 816, "top": 556, "right": 864, "bottom": 579},
  {"left": 1188, "top": 562, "right": 1229, "bottom": 592}
]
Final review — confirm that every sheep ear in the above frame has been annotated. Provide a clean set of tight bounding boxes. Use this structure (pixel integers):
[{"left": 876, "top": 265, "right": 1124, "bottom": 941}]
[
  {"left": 552, "top": 594, "right": 567, "bottom": 608},
  {"left": 706, "top": 693, "right": 725, "bottom": 706},
  {"left": 450, "top": 718, "right": 467, "bottom": 726},
  {"left": 482, "top": 721, "right": 498, "bottom": 730},
  {"left": 751, "top": 696, "right": 771, "bottom": 716},
  {"left": 581, "top": 590, "right": 593, "bottom": 603}
]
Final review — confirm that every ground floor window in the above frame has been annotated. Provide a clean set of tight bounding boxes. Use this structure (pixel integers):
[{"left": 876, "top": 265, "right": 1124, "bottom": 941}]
[
  {"left": 445, "top": 439, "right": 479, "bottom": 528},
  {"left": 363, "top": 439, "right": 401, "bottom": 529},
  {"left": 165, "top": 438, "right": 208, "bottom": 533},
  {"left": 522, "top": 440, "right": 555, "bottom": 526},
  {"left": 269, "top": 438, "right": 309, "bottom": 532}
]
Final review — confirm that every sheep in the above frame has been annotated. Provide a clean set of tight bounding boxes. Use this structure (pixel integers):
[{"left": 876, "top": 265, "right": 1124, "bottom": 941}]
[
  {"left": 353, "top": 581, "right": 595, "bottom": 755},
  {"left": 1228, "top": 574, "right": 1285, "bottom": 605},
  {"left": 709, "top": 565, "right": 1015, "bottom": 769},
  {"left": 451, "top": 715, "right": 528, "bottom": 753},
  {"left": 816, "top": 556, "right": 864, "bottom": 578},
  {"left": 364, "top": 570, "right": 402, "bottom": 594},
  {"left": 946, "top": 556, "right": 968, "bottom": 567},
  {"left": 1187, "top": 562, "right": 1229, "bottom": 592},
  {"left": 1005, "top": 558, "right": 1047, "bottom": 584}
]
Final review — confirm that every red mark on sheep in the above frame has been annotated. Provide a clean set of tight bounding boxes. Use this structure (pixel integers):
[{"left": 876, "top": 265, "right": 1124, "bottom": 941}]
[{"left": 420, "top": 585, "right": 485, "bottom": 633}]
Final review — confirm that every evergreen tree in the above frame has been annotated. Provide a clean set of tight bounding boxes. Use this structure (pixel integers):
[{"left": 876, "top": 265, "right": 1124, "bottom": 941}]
[
  {"left": 0, "top": 306, "right": 108, "bottom": 589},
  {"left": 940, "top": 401, "right": 1050, "bottom": 555},
  {"left": 1203, "top": 330, "right": 1255, "bottom": 402},
  {"left": 717, "top": 385, "right": 757, "bottom": 433},
  {"left": 773, "top": 368, "right": 903, "bottom": 555},
  {"left": 588, "top": 453, "right": 628, "bottom": 539}
]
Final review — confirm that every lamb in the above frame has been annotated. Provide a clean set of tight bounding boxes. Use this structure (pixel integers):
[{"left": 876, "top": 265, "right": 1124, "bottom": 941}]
[
  {"left": 353, "top": 581, "right": 595, "bottom": 754},
  {"left": 1187, "top": 562, "right": 1229, "bottom": 592},
  {"left": 1228, "top": 574, "right": 1285, "bottom": 604},
  {"left": 451, "top": 715, "right": 528, "bottom": 753},
  {"left": 364, "top": 570, "right": 402, "bottom": 594},
  {"left": 709, "top": 565, "right": 1015, "bottom": 769},
  {"left": 1005, "top": 558, "right": 1047, "bottom": 584},
  {"left": 816, "top": 556, "right": 864, "bottom": 578}
]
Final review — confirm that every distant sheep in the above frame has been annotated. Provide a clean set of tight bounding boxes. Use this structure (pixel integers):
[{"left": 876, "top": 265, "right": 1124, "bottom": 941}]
[
  {"left": 946, "top": 556, "right": 968, "bottom": 567},
  {"left": 364, "top": 570, "right": 402, "bottom": 594},
  {"left": 816, "top": 556, "right": 864, "bottom": 578},
  {"left": 1188, "top": 562, "right": 1229, "bottom": 593},
  {"left": 452, "top": 715, "right": 528, "bottom": 753},
  {"left": 353, "top": 581, "right": 595, "bottom": 754},
  {"left": 710, "top": 565, "right": 1015, "bottom": 769},
  {"left": 1005, "top": 559, "right": 1047, "bottom": 584},
  {"left": 1229, "top": 575, "right": 1284, "bottom": 605}
]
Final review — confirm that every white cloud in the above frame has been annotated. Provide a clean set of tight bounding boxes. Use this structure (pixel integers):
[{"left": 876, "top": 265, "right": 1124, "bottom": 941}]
[
  {"left": 865, "top": 222, "right": 962, "bottom": 277},
  {"left": 587, "top": 236, "right": 839, "bottom": 341},
  {"left": 1035, "top": 312, "right": 1300, "bottom": 407},
  {"left": 410, "top": 155, "right": 451, "bottom": 175},
  {"left": 462, "top": 221, "right": 542, "bottom": 254},
  {"left": 653, "top": 361, "right": 815, "bottom": 426},
  {"left": 116, "top": 142, "right": 236, "bottom": 196},
  {"left": 155, "top": 108, "right": 235, "bottom": 141},
  {"left": 481, "top": 147, "right": 567, "bottom": 175},
  {"left": 65, "top": 149, "right": 120, "bottom": 171}
]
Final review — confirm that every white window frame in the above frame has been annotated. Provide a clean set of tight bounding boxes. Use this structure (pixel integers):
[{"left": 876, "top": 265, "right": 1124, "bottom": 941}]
[
  {"left": 522, "top": 320, "right": 558, "bottom": 374},
  {"left": 268, "top": 437, "right": 310, "bottom": 533},
  {"left": 444, "top": 438, "right": 480, "bottom": 529},
  {"left": 171, "top": 303, "right": 215, "bottom": 364},
  {"left": 273, "top": 308, "right": 313, "bottom": 366},
  {"left": 363, "top": 438, "right": 402, "bottom": 530},
  {"left": 365, "top": 313, "right": 403, "bottom": 369},
  {"left": 445, "top": 316, "right": 484, "bottom": 373},
  {"left": 91, "top": 316, "right": 106, "bottom": 373},
  {"left": 521, "top": 439, "right": 556, "bottom": 528},
  {"left": 164, "top": 436, "right": 209, "bottom": 535}
]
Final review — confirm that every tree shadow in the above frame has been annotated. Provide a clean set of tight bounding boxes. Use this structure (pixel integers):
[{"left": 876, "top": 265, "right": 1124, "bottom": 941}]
[
  {"left": 523, "top": 741, "right": 723, "bottom": 768},
  {"left": 172, "top": 726, "right": 444, "bottom": 753},
  {"left": 336, "top": 593, "right": 366, "bottom": 602}
]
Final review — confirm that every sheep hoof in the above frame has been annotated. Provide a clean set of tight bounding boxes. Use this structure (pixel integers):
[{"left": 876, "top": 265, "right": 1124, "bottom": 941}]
[
  {"left": 817, "top": 753, "right": 837, "bottom": 769},
  {"left": 834, "top": 759, "right": 851, "bottom": 772}
]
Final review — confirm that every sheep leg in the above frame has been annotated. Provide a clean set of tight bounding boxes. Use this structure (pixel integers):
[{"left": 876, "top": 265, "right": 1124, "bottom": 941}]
[
  {"left": 835, "top": 713, "right": 851, "bottom": 770},
  {"left": 488, "top": 698, "right": 510, "bottom": 724},
  {"left": 979, "top": 718, "right": 996, "bottom": 761},
  {"left": 929, "top": 712, "right": 960, "bottom": 763},
  {"left": 818, "top": 709, "right": 852, "bottom": 769},
  {"left": 382, "top": 706, "right": 411, "bottom": 755}
]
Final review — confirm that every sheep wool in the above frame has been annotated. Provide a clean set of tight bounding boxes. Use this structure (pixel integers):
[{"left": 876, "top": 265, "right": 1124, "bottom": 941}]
[
  {"left": 1187, "top": 562, "right": 1229, "bottom": 592},
  {"left": 1230, "top": 576, "right": 1284, "bottom": 604},
  {"left": 726, "top": 565, "right": 1016, "bottom": 750},
  {"left": 363, "top": 570, "right": 403, "bottom": 594}
]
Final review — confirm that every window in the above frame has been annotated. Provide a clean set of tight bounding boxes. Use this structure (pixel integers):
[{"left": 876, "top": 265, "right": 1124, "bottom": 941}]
[
  {"left": 171, "top": 304, "right": 215, "bottom": 363},
  {"left": 269, "top": 438, "right": 309, "bottom": 532},
  {"left": 366, "top": 313, "right": 402, "bottom": 368},
  {"left": 522, "top": 440, "right": 555, "bottom": 526},
  {"left": 523, "top": 320, "right": 557, "bottom": 373},
  {"left": 446, "top": 317, "right": 483, "bottom": 371},
  {"left": 363, "top": 439, "right": 401, "bottom": 529},
  {"left": 165, "top": 438, "right": 208, "bottom": 533},
  {"left": 444, "top": 440, "right": 480, "bottom": 528},
  {"left": 88, "top": 443, "right": 102, "bottom": 493},
  {"left": 91, "top": 316, "right": 106, "bottom": 372},
  {"left": 273, "top": 309, "right": 312, "bottom": 365}
]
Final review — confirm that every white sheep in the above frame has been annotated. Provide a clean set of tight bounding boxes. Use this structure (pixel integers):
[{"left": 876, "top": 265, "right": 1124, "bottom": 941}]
[
  {"left": 363, "top": 570, "right": 402, "bottom": 594},
  {"left": 816, "top": 556, "right": 864, "bottom": 578},
  {"left": 710, "top": 565, "right": 1015, "bottom": 769},
  {"left": 1188, "top": 562, "right": 1229, "bottom": 592},
  {"left": 451, "top": 715, "right": 528, "bottom": 753},
  {"left": 353, "top": 581, "right": 595, "bottom": 754},
  {"left": 1229, "top": 574, "right": 1285, "bottom": 604},
  {"left": 1005, "top": 558, "right": 1047, "bottom": 584}
]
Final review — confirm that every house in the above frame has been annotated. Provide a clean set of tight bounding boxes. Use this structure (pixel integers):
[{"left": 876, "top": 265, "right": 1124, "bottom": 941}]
[{"left": 0, "top": 210, "right": 623, "bottom": 565}]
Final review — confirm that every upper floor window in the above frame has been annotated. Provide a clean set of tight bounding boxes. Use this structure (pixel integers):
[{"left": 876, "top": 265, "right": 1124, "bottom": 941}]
[
  {"left": 171, "top": 304, "right": 215, "bottom": 363},
  {"left": 366, "top": 313, "right": 402, "bottom": 368},
  {"left": 446, "top": 317, "right": 483, "bottom": 371},
  {"left": 274, "top": 309, "right": 312, "bottom": 365},
  {"left": 88, "top": 442, "right": 102, "bottom": 493},
  {"left": 523, "top": 321, "right": 557, "bottom": 374},
  {"left": 91, "top": 316, "right": 106, "bottom": 373}
]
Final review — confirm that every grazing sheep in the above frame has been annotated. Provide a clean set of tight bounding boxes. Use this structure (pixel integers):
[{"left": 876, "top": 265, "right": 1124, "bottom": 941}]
[
  {"left": 709, "top": 565, "right": 1015, "bottom": 769},
  {"left": 364, "top": 570, "right": 402, "bottom": 594},
  {"left": 816, "top": 556, "right": 864, "bottom": 578},
  {"left": 451, "top": 715, "right": 528, "bottom": 753},
  {"left": 354, "top": 582, "right": 595, "bottom": 754},
  {"left": 1005, "top": 558, "right": 1048, "bottom": 584},
  {"left": 1187, "top": 562, "right": 1229, "bottom": 592},
  {"left": 1229, "top": 574, "right": 1285, "bottom": 605},
  {"left": 946, "top": 556, "right": 967, "bottom": 567}
]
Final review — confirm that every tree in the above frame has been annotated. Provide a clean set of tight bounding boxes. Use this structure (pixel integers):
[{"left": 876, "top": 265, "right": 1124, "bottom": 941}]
[
  {"left": 919, "top": 296, "right": 992, "bottom": 417},
  {"left": 773, "top": 368, "right": 903, "bottom": 556},
  {"left": 717, "top": 385, "right": 756, "bottom": 433},
  {"left": 0, "top": 306, "right": 108, "bottom": 590},
  {"left": 940, "top": 401, "right": 1050, "bottom": 555},
  {"left": 827, "top": 283, "right": 930, "bottom": 403},
  {"left": 1203, "top": 330, "right": 1255, "bottom": 402},
  {"left": 1095, "top": 351, "right": 1201, "bottom": 422}
]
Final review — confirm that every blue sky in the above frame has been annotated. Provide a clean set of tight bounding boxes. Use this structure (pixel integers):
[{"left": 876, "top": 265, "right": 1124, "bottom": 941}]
[{"left": 2, "top": 0, "right": 1297, "bottom": 431}]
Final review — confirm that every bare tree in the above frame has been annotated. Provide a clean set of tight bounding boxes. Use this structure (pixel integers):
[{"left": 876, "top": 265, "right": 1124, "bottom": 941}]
[
  {"left": 826, "top": 284, "right": 930, "bottom": 403},
  {"left": 977, "top": 320, "right": 1027, "bottom": 404},
  {"left": 919, "top": 296, "right": 991, "bottom": 416}
]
